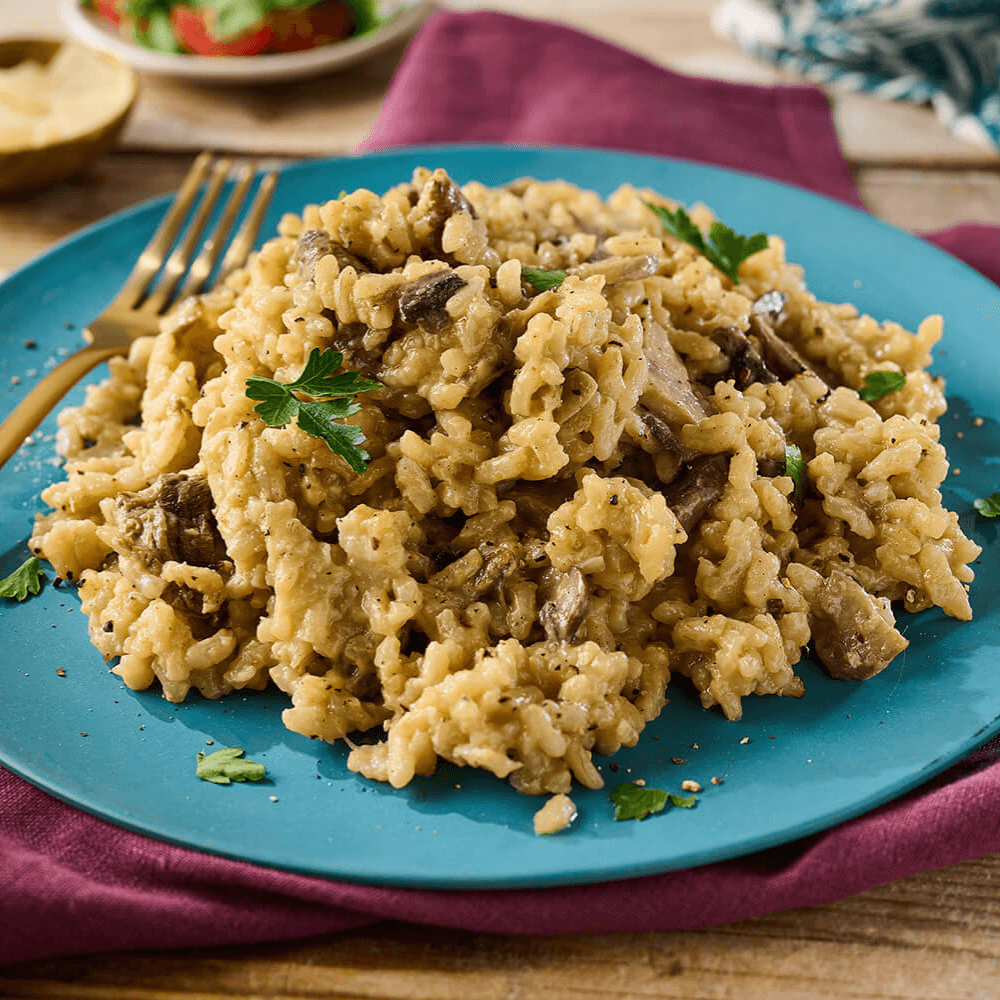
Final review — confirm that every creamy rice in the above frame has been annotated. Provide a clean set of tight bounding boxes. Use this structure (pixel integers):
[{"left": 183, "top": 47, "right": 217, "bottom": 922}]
[{"left": 30, "top": 168, "right": 980, "bottom": 801}]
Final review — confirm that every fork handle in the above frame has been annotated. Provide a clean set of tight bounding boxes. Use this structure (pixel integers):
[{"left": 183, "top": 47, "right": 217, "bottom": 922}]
[{"left": 0, "top": 344, "right": 124, "bottom": 471}]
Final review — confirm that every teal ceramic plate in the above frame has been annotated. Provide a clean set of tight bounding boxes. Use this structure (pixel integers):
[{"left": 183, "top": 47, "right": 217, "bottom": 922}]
[{"left": 1, "top": 145, "right": 998, "bottom": 888}]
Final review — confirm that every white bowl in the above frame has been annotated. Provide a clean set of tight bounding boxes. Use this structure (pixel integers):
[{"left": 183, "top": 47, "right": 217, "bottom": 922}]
[{"left": 59, "top": 0, "right": 434, "bottom": 84}]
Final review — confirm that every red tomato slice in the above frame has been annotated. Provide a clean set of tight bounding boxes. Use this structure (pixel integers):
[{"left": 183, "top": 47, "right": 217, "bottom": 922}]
[
  {"left": 265, "top": 1, "right": 354, "bottom": 54},
  {"left": 169, "top": 5, "right": 273, "bottom": 57},
  {"left": 91, "top": 0, "right": 127, "bottom": 29}
]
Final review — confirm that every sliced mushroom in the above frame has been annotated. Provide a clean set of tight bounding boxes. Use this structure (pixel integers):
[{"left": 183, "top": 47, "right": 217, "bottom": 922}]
[
  {"left": 538, "top": 566, "right": 589, "bottom": 642},
  {"left": 756, "top": 456, "right": 788, "bottom": 478},
  {"left": 504, "top": 480, "right": 578, "bottom": 533},
  {"left": 747, "top": 313, "right": 811, "bottom": 382},
  {"left": 808, "top": 569, "right": 908, "bottom": 681},
  {"left": 642, "top": 319, "right": 707, "bottom": 428},
  {"left": 661, "top": 454, "right": 730, "bottom": 533},
  {"left": 750, "top": 313, "right": 836, "bottom": 389},
  {"left": 710, "top": 326, "right": 778, "bottom": 391},
  {"left": 323, "top": 318, "right": 384, "bottom": 377},
  {"left": 397, "top": 270, "right": 468, "bottom": 334},
  {"left": 294, "top": 229, "right": 371, "bottom": 282},
  {"left": 468, "top": 545, "right": 519, "bottom": 600},
  {"left": 113, "top": 474, "right": 227, "bottom": 573},
  {"left": 572, "top": 253, "right": 659, "bottom": 285},
  {"left": 630, "top": 406, "right": 685, "bottom": 485},
  {"left": 417, "top": 173, "right": 478, "bottom": 255}
]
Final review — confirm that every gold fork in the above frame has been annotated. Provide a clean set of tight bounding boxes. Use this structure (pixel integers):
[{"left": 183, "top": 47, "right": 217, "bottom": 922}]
[{"left": 0, "top": 152, "right": 278, "bottom": 471}]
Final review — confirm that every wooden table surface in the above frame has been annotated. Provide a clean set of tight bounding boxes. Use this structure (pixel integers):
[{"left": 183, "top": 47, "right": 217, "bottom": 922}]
[{"left": 2, "top": 2, "right": 999, "bottom": 997}]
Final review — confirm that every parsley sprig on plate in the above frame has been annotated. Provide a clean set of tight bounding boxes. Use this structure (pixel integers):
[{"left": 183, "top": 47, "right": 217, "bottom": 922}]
[
  {"left": 196, "top": 746, "right": 266, "bottom": 785},
  {"left": 609, "top": 783, "right": 697, "bottom": 821},
  {"left": 245, "top": 348, "right": 381, "bottom": 474},
  {"left": 0, "top": 556, "right": 45, "bottom": 601},
  {"left": 974, "top": 493, "right": 1000, "bottom": 518},
  {"left": 646, "top": 203, "right": 768, "bottom": 284}
]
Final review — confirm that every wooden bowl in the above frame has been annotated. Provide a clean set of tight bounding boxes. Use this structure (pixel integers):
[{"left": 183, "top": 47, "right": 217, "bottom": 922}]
[{"left": 0, "top": 39, "right": 138, "bottom": 196}]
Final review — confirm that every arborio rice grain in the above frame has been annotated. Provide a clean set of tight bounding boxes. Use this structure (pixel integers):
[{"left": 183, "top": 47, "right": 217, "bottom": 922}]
[{"left": 30, "top": 168, "right": 981, "bottom": 819}]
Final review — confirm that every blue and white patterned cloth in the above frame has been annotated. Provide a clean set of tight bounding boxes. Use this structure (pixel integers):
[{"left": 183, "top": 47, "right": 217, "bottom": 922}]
[{"left": 713, "top": 0, "right": 1000, "bottom": 149}]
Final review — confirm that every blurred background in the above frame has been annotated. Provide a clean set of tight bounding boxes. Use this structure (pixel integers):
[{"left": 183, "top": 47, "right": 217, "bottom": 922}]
[{"left": 0, "top": 0, "right": 997, "bottom": 273}]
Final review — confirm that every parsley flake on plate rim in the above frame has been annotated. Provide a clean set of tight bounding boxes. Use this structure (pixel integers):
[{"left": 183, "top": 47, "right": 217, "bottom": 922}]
[
  {"left": 609, "top": 783, "right": 698, "bottom": 821},
  {"left": 0, "top": 555, "right": 45, "bottom": 601},
  {"left": 973, "top": 493, "right": 1000, "bottom": 518},
  {"left": 196, "top": 746, "right": 267, "bottom": 785}
]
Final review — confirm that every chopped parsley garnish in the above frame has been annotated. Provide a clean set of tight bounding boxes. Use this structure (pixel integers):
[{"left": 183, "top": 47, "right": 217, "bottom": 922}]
[
  {"left": 973, "top": 493, "right": 1000, "bottom": 518},
  {"left": 0, "top": 556, "right": 45, "bottom": 601},
  {"left": 609, "top": 783, "right": 697, "bottom": 821},
  {"left": 245, "top": 348, "right": 381, "bottom": 474},
  {"left": 858, "top": 370, "right": 906, "bottom": 402},
  {"left": 784, "top": 444, "right": 805, "bottom": 497},
  {"left": 521, "top": 266, "right": 567, "bottom": 291},
  {"left": 646, "top": 203, "right": 768, "bottom": 285},
  {"left": 196, "top": 746, "right": 266, "bottom": 785}
]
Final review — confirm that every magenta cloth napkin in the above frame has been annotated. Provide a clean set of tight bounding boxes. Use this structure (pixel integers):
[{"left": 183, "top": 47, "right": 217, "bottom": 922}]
[{"left": 3, "top": 9, "right": 1000, "bottom": 966}]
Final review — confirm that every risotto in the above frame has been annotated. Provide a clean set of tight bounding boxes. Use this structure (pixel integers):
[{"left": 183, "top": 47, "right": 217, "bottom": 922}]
[{"left": 29, "top": 168, "right": 980, "bottom": 803}]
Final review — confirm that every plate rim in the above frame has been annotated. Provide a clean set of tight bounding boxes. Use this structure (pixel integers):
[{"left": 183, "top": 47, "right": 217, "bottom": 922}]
[{"left": 2, "top": 142, "right": 998, "bottom": 889}]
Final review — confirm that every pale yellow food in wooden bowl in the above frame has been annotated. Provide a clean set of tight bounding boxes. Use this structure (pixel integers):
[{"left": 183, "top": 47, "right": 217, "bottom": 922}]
[{"left": 0, "top": 39, "right": 137, "bottom": 196}]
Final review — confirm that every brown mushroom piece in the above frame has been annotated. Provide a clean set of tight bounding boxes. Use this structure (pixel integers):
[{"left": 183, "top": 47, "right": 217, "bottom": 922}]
[
  {"left": 325, "top": 320, "right": 384, "bottom": 377},
  {"left": 294, "top": 229, "right": 371, "bottom": 282},
  {"left": 808, "top": 569, "right": 909, "bottom": 681},
  {"left": 397, "top": 269, "right": 468, "bottom": 334},
  {"left": 747, "top": 313, "right": 812, "bottom": 382},
  {"left": 711, "top": 325, "right": 779, "bottom": 391},
  {"left": 504, "top": 479, "right": 578, "bottom": 534},
  {"left": 572, "top": 253, "right": 659, "bottom": 285},
  {"left": 641, "top": 319, "right": 708, "bottom": 428},
  {"left": 417, "top": 173, "right": 478, "bottom": 255},
  {"left": 467, "top": 544, "right": 519, "bottom": 601},
  {"left": 632, "top": 405, "right": 685, "bottom": 485},
  {"left": 538, "top": 566, "right": 589, "bottom": 643},
  {"left": 113, "top": 473, "right": 227, "bottom": 574},
  {"left": 661, "top": 454, "right": 730, "bottom": 534}
]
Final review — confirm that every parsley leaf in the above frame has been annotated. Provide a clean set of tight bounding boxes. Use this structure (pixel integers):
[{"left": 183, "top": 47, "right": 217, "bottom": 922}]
[
  {"left": 245, "top": 348, "right": 381, "bottom": 474},
  {"left": 609, "top": 783, "right": 698, "bottom": 821},
  {"left": 0, "top": 556, "right": 45, "bottom": 601},
  {"left": 196, "top": 746, "right": 266, "bottom": 785},
  {"left": 974, "top": 493, "right": 1000, "bottom": 518},
  {"left": 669, "top": 794, "right": 698, "bottom": 809},
  {"left": 521, "top": 267, "right": 567, "bottom": 291},
  {"left": 858, "top": 370, "right": 906, "bottom": 402},
  {"left": 646, "top": 203, "right": 768, "bottom": 284},
  {"left": 784, "top": 444, "right": 805, "bottom": 497}
]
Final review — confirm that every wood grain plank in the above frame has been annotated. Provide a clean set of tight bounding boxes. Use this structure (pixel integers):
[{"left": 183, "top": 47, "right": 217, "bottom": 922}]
[
  {"left": 5, "top": 855, "right": 1000, "bottom": 999},
  {"left": 855, "top": 168, "right": 1000, "bottom": 231}
]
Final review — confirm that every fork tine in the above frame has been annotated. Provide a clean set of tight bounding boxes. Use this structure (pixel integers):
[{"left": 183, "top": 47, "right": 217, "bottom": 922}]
[
  {"left": 110, "top": 151, "right": 214, "bottom": 310},
  {"left": 142, "top": 156, "right": 234, "bottom": 315},
  {"left": 174, "top": 163, "right": 255, "bottom": 302},
  {"left": 215, "top": 170, "right": 279, "bottom": 284}
]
